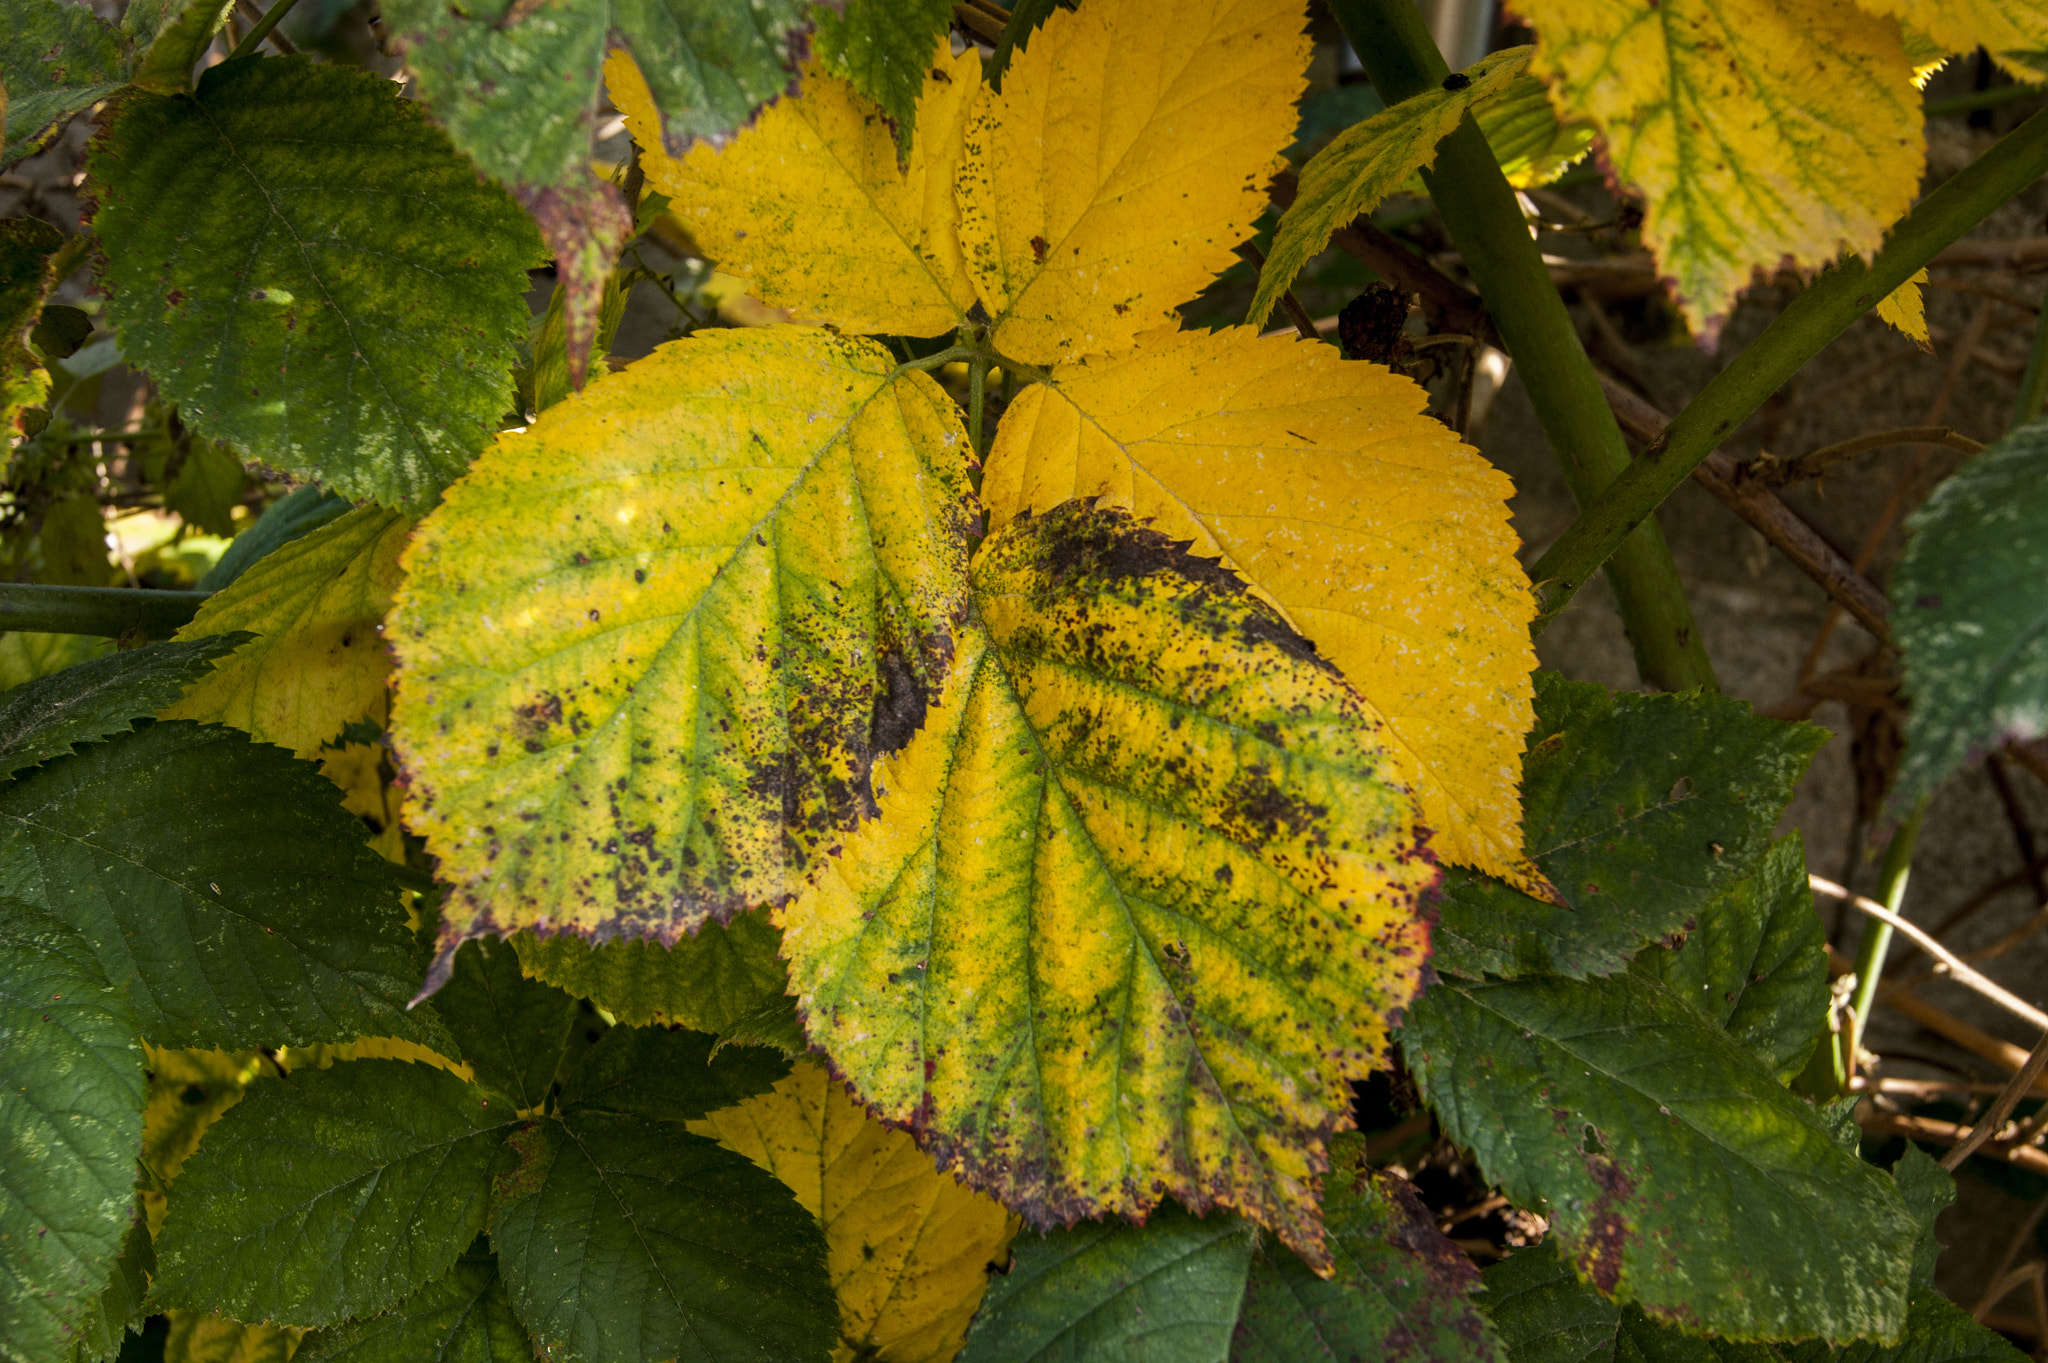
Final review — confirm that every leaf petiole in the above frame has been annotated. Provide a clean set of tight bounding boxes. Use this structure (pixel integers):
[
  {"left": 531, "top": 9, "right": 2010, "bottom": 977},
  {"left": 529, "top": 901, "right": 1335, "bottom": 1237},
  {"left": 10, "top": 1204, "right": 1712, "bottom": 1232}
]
[{"left": 226, "top": 0, "right": 306, "bottom": 60}]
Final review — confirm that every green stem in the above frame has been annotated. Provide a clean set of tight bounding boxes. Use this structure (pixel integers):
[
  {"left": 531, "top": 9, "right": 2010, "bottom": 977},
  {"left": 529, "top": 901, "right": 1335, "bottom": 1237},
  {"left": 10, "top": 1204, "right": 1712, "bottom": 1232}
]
[
  {"left": 0, "top": 584, "right": 209, "bottom": 638},
  {"left": 2014, "top": 291, "right": 2048, "bottom": 429},
  {"left": 1927, "top": 83, "right": 2045, "bottom": 119},
  {"left": 1531, "top": 104, "right": 2048, "bottom": 626},
  {"left": 1330, "top": 0, "right": 1716, "bottom": 692},
  {"left": 890, "top": 343, "right": 973, "bottom": 381},
  {"left": 1848, "top": 800, "right": 1929, "bottom": 1063},
  {"left": 967, "top": 353, "right": 990, "bottom": 460},
  {"left": 226, "top": 0, "right": 304, "bottom": 61}
]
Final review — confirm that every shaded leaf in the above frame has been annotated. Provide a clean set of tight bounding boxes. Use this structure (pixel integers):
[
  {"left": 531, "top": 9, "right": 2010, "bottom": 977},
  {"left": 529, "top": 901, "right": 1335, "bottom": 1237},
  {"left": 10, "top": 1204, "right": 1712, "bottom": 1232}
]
[
  {"left": 1403, "top": 971, "right": 1915, "bottom": 1339},
  {"left": 1630, "top": 836, "right": 1830, "bottom": 1082},
  {"left": 1232, "top": 1134, "right": 1502, "bottom": 1363},
  {"left": 389, "top": 327, "right": 974, "bottom": 953},
  {"left": 1251, "top": 48, "right": 1529, "bottom": 329},
  {"left": 125, "top": 0, "right": 233, "bottom": 93},
  {"left": 1, "top": 0, "right": 125, "bottom": 165},
  {"left": 198, "top": 486, "right": 351, "bottom": 593},
  {"left": 984, "top": 325, "right": 1540, "bottom": 892},
  {"left": 0, "top": 635, "right": 242, "bottom": 781},
  {"left": 633, "top": 46, "right": 983, "bottom": 338},
  {"left": 380, "top": 0, "right": 808, "bottom": 190},
  {"left": 1892, "top": 419, "right": 2048, "bottom": 813},
  {"left": 1431, "top": 674, "right": 1825, "bottom": 981},
  {"left": 1, "top": 217, "right": 63, "bottom": 444},
  {"left": 813, "top": 0, "right": 956, "bottom": 152},
  {"left": 490, "top": 1110, "right": 837, "bottom": 1363},
  {"left": 139, "top": 1044, "right": 266, "bottom": 1236},
  {"left": 152, "top": 1059, "right": 514, "bottom": 1328},
  {"left": 65, "top": 1216, "right": 154, "bottom": 1363},
  {"left": 1517, "top": 0, "right": 1921, "bottom": 338},
  {"left": 687, "top": 1058, "right": 1020, "bottom": 1363},
  {"left": 959, "top": 1202, "right": 1254, "bottom": 1363},
  {"left": 432, "top": 939, "right": 583, "bottom": 1110},
  {"left": 510, "top": 908, "right": 790, "bottom": 1033},
  {"left": 91, "top": 56, "right": 542, "bottom": 510},
  {"left": 560, "top": 1023, "right": 788, "bottom": 1123},
  {"left": 514, "top": 179, "right": 633, "bottom": 390},
  {"left": 161, "top": 438, "right": 245, "bottom": 539},
  {"left": 955, "top": 0, "right": 1309, "bottom": 364},
  {"left": 0, "top": 721, "right": 439, "bottom": 1050},
  {"left": 1892, "top": 1144, "right": 1952, "bottom": 1290},
  {"left": 0, "top": 899, "right": 145, "bottom": 1363},
  {"left": 295, "top": 1244, "right": 534, "bottom": 1363},
  {"left": 162, "top": 1312, "right": 294, "bottom": 1363},
  {"left": 782, "top": 503, "right": 1434, "bottom": 1268},
  {"left": 0, "top": 633, "right": 111, "bottom": 693}
]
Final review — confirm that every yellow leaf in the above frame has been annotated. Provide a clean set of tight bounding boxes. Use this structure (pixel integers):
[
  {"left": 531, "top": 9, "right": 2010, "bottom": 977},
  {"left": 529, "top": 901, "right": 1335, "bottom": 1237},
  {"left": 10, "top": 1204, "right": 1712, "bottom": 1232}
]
[
  {"left": 1521, "top": 0, "right": 1923, "bottom": 338},
  {"left": 389, "top": 326, "right": 974, "bottom": 952},
  {"left": 1875, "top": 267, "right": 1931, "bottom": 349},
  {"left": 1251, "top": 48, "right": 1531, "bottom": 329},
  {"left": 780, "top": 503, "right": 1436, "bottom": 1270},
  {"left": 956, "top": 0, "right": 1310, "bottom": 364},
  {"left": 622, "top": 46, "right": 983, "bottom": 338},
  {"left": 141, "top": 1044, "right": 267, "bottom": 1236},
  {"left": 162, "top": 508, "right": 410, "bottom": 761},
  {"left": 688, "top": 1059, "right": 1020, "bottom": 1363},
  {"left": 982, "top": 327, "right": 1543, "bottom": 893},
  {"left": 1855, "top": 0, "right": 2048, "bottom": 71},
  {"left": 164, "top": 1311, "right": 298, "bottom": 1363}
]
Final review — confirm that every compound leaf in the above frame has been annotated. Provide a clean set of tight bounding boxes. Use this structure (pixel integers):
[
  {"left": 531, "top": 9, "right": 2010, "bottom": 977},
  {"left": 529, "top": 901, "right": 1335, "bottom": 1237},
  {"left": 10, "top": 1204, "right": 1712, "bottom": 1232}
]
[
  {"left": 1431, "top": 674, "right": 1825, "bottom": 981},
  {"left": 1891, "top": 419, "right": 2048, "bottom": 814},
  {"left": 1, "top": 0, "right": 125, "bottom": 165},
  {"left": 0, "top": 900, "right": 145, "bottom": 1363},
  {"left": 634, "top": 46, "right": 983, "bottom": 338},
  {"left": 984, "top": 326, "right": 1540, "bottom": 892},
  {"left": 0, "top": 721, "right": 438, "bottom": 1051},
  {"left": 1403, "top": 971, "right": 1915, "bottom": 1340},
  {"left": 0, "top": 636, "right": 242, "bottom": 781},
  {"left": 1251, "top": 47, "right": 1530, "bottom": 329},
  {"left": 151, "top": 1059, "right": 514, "bottom": 1328},
  {"left": 510, "top": 908, "right": 789, "bottom": 1033},
  {"left": 1517, "top": 0, "right": 1921, "bottom": 338},
  {"left": 380, "top": 0, "right": 807, "bottom": 191},
  {"left": 389, "top": 326, "right": 974, "bottom": 954},
  {"left": 813, "top": 0, "right": 957, "bottom": 152},
  {"left": 91, "top": 56, "right": 542, "bottom": 511},
  {"left": 295, "top": 1244, "right": 533, "bottom": 1363},
  {"left": 781, "top": 503, "right": 1435, "bottom": 1269},
  {"left": 490, "top": 1110, "right": 836, "bottom": 1363},
  {"left": 956, "top": 0, "right": 1307, "bottom": 365},
  {"left": 687, "top": 1058, "right": 1020, "bottom": 1363},
  {"left": 959, "top": 1202, "right": 1254, "bottom": 1363},
  {"left": 1630, "top": 836, "right": 1830, "bottom": 1082},
  {"left": 1232, "top": 1135, "right": 1502, "bottom": 1363}
]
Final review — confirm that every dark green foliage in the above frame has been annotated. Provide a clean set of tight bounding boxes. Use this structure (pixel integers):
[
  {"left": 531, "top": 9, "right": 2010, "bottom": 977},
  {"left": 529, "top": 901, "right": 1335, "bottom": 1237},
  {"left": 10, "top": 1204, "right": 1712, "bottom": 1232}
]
[
  {"left": 961, "top": 1203, "right": 1256, "bottom": 1363},
  {"left": 0, "top": 0, "right": 126, "bottom": 163},
  {"left": 198, "top": 485, "right": 352, "bottom": 591},
  {"left": 295, "top": 1244, "right": 534, "bottom": 1362},
  {"left": 0, "top": 721, "right": 438, "bottom": 1050},
  {"left": 509, "top": 910, "right": 791, "bottom": 1032},
  {"left": 434, "top": 940, "right": 588, "bottom": 1111},
  {"left": 0, "top": 635, "right": 242, "bottom": 780},
  {"left": 64, "top": 1217, "right": 154, "bottom": 1363},
  {"left": 1432, "top": 674, "right": 1826, "bottom": 980},
  {"left": 90, "top": 57, "right": 542, "bottom": 510},
  {"left": 0, "top": 899, "right": 144, "bottom": 1363},
  {"left": 558, "top": 1024, "right": 790, "bottom": 1122}
]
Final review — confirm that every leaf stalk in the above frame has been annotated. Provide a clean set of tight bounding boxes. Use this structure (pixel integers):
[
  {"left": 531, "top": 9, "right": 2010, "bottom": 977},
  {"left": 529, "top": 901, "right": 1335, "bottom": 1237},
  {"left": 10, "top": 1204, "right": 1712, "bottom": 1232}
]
[
  {"left": 0, "top": 584, "right": 210, "bottom": 638},
  {"left": 226, "top": 0, "right": 306, "bottom": 61}
]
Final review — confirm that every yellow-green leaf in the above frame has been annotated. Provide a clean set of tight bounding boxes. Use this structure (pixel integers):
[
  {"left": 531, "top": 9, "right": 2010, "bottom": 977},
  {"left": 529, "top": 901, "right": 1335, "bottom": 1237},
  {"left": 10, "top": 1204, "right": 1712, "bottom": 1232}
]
[
  {"left": 955, "top": 0, "right": 1310, "bottom": 365},
  {"left": 140, "top": 1045, "right": 267, "bottom": 1236},
  {"left": 624, "top": 45, "right": 983, "bottom": 338},
  {"left": 1855, "top": 0, "right": 2048, "bottom": 69},
  {"left": 389, "top": 327, "right": 974, "bottom": 958},
  {"left": 982, "top": 327, "right": 1543, "bottom": 894},
  {"left": 1520, "top": 0, "right": 1923, "bottom": 338},
  {"left": 1472, "top": 69, "right": 1597, "bottom": 188},
  {"left": 1251, "top": 48, "right": 1530, "bottom": 330},
  {"left": 1876, "top": 267, "right": 1931, "bottom": 349},
  {"left": 687, "top": 1058, "right": 1020, "bottom": 1363},
  {"left": 779, "top": 503, "right": 1435, "bottom": 1270},
  {"left": 163, "top": 1311, "right": 296, "bottom": 1363}
]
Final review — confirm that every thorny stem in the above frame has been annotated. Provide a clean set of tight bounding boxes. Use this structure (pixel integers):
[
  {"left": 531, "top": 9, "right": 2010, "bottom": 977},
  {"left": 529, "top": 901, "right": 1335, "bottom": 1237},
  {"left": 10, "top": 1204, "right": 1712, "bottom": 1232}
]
[
  {"left": 227, "top": 0, "right": 306, "bottom": 61},
  {"left": 1330, "top": 0, "right": 1716, "bottom": 692},
  {"left": 0, "top": 583, "right": 209, "bottom": 638}
]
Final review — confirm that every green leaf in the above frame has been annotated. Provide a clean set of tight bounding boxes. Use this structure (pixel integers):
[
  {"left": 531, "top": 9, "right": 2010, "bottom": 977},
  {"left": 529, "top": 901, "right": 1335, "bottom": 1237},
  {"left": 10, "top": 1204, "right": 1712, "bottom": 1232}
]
[
  {"left": 162, "top": 439, "right": 246, "bottom": 539},
  {"left": 1432, "top": 674, "right": 1826, "bottom": 981},
  {"left": 65, "top": 1216, "right": 155, "bottom": 1363},
  {"left": 1892, "top": 419, "right": 2048, "bottom": 814},
  {"left": 1, "top": 0, "right": 125, "bottom": 165},
  {"left": 1403, "top": 972, "right": 1915, "bottom": 1340},
  {"left": 433, "top": 939, "right": 584, "bottom": 1110},
  {"left": 558, "top": 1024, "right": 789, "bottom": 1122},
  {"left": 0, "top": 899, "right": 145, "bottom": 1363},
  {"left": 162, "top": 1310, "right": 293, "bottom": 1363},
  {"left": 813, "top": 0, "right": 955, "bottom": 151},
  {"left": 1232, "top": 1136, "right": 1502, "bottom": 1363},
  {"left": 0, "top": 636, "right": 242, "bottom": 781},
  {"left": 90, "top": 56, "right": 543, "bottom": 511},
  {"left": 0, "top": 634, "right": 113, "bottom": 693},
  {"left": 295, "top": 1242, "right": 534, "bottom": 1363},
  {"left": 1630, "top": 836, "right": 1830, "bottom": 1082},
  {"left": 959, "top": 1202, "right": 1255, "bottom": 1363},
  {"left": 151, "top": 1059, "right": 514, "bottom": 1328},
  {"left": 1891, "top": 1145, "right": 1953, "bottom": 1289},
  {"left": 782, "top": 504, "right": 1438, "bottom": 1267},
  {"left": 125, "top": 0, "right": 233, "bottom": 93},
  {"left": 378, "top": 0, "right": 808, "bottom": 189},
  {"left": 0, "top": 721, "right": 441, "bottom": 1051},
  {"left": 509, "top": 909, "right": 791, "bottom": 1033},
  {"left": 199, "top": 486, "right": 352, "bottom": 593},
  {"left": 490, "top": 1110, "right": 837, "bottom": 1363},
  {"left": 2, "top": 216, "right": 63, "bottom": 441}
]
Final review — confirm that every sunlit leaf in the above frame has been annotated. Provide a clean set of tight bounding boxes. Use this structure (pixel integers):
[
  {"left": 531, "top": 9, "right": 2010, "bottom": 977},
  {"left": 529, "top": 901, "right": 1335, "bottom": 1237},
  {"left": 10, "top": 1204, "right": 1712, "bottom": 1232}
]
[
  {"left": 1476, "top": 70, "right": 1597, "bottom": 188},
  {"left": 781, "top": 503, "right": 1434, "bottom": 1267},
  {"left": 162, "top": 1312, "right": 296, "bottom": 1363},
  {"left": 1518, "top": 0, "right": 1922, "bottom": 338},
  {"left": 1, "top": 0, "right": 125, "bottom": 165},
  {"left": 688, "top": 1058, "right": 1020, "bottom": 1363},
  {"left": 389, "top": 326, "right": 974, "bottom": 955},
  {"left": 956, "top": 0, "right": 1310, "bottom": 364},
  {"left": 1875, "top": 269, "right": 1931, "bottom": 348},
  {"left": 984, "top": 326, "right": 1541, "bottom": 893},
  {"left": 1853, "top": 0, "right": 2048, "bottom": 71},
  {"left": 510, "top": 908, "right": 789, "bottom": 1033}
]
